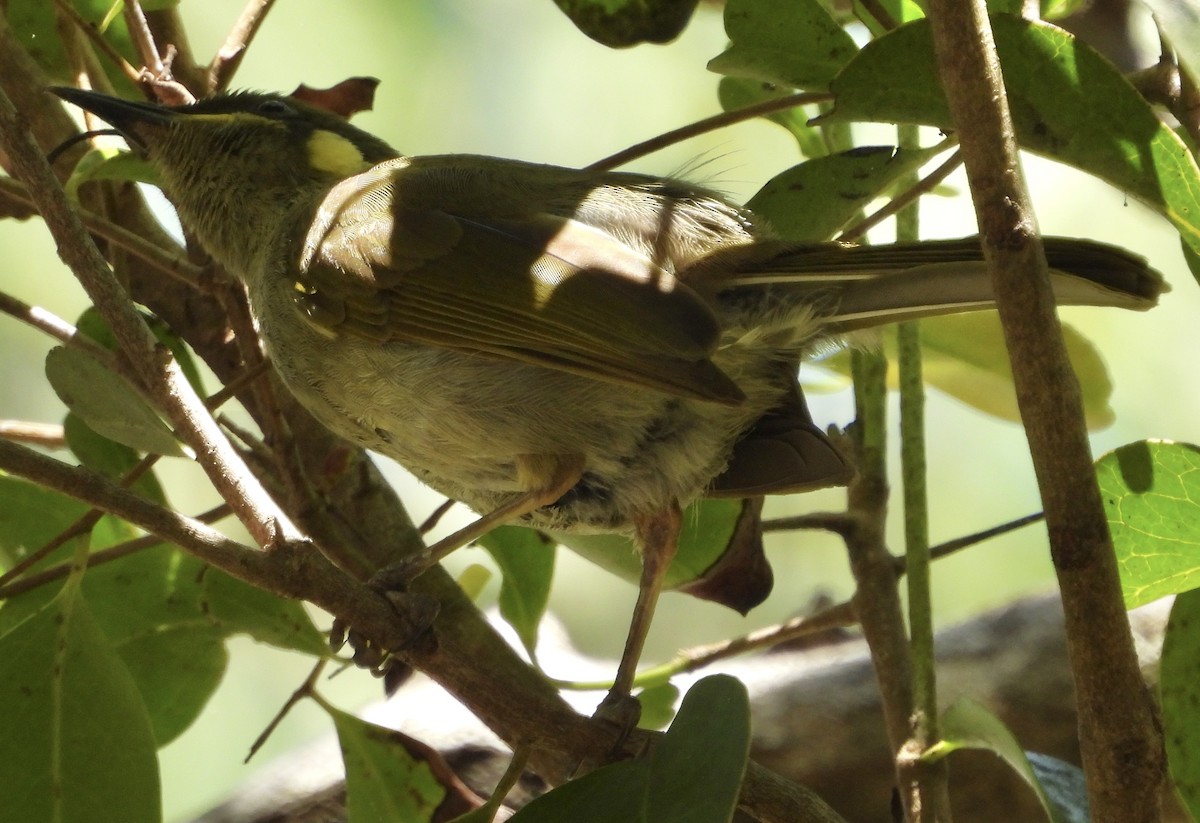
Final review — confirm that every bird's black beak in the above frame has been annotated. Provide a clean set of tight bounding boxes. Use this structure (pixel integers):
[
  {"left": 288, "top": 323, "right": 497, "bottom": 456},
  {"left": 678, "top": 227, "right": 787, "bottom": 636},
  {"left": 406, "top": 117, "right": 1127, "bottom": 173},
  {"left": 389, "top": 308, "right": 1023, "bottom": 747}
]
[{"left": 50, "top": 87, "right": 177, "bottom": 147}]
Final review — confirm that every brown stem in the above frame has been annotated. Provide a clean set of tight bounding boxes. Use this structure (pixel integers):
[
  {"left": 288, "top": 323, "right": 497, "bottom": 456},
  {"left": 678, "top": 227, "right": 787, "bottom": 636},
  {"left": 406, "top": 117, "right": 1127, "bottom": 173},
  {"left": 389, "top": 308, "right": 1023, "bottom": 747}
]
[
  {"left": 208, "top": 0, "right": 278, "bottom": 92},
  {"left": 585, "top": 92, "right": 832, "bottom": 172},
  {"left": 924, "top": 2, "right": 1165, "bottom": 820}
]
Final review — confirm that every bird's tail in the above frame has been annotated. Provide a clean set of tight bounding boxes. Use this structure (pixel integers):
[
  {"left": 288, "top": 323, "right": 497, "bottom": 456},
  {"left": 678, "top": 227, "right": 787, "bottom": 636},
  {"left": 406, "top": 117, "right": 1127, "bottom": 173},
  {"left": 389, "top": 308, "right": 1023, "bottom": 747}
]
[{"left": 712, "top": 237, "right": 1165, "bottom": 335}]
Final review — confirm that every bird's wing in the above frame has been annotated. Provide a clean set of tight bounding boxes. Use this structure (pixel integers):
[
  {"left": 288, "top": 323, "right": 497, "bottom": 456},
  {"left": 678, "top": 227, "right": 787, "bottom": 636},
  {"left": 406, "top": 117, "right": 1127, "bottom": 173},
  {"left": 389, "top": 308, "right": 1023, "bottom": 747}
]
[{"left": 293, "top": 158, "right": 745, "bottom": 404}]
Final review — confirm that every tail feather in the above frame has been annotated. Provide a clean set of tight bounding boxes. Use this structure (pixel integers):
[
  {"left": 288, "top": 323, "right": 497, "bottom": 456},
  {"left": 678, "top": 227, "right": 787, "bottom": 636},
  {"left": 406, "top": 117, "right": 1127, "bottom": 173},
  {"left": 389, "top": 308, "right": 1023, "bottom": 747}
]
[{"left": 719, "top": 237, "right": 1165, "bottom": 333}]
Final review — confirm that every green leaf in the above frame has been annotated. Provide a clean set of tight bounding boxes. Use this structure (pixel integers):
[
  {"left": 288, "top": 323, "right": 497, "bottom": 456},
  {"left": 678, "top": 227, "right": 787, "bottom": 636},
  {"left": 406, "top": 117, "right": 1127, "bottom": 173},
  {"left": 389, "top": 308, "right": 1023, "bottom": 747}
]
[
  {"left": 76, "top": 307, "right": 208, "bottom": 398},
  {"left": 328, "top": 707, "right": 447, "bottom": 823},
  {"left": 509, "top": 675, "right": 750, "bottom": 823},
  {"left": 45, "top": 346, "right": 185, "bottom": 457},
  {"left": 64, "top": 413, "right": 167, "bottom": 503},
  {"left": 927, "top": 697, "right": 1074, "bottom": 823},
  {"left": 717, "top": 76, "right": 827, "bottom": 158},
  {"left": 554, "top": 498, "right": 744, "bottom": 590},
  {"left": 746, "top": 144, "right": 946, "bottom": 242},
  {"left": 1161, "top": 589, "right": 1200, "bottom": 820},
  {"left": 825, "top": 15, "right": 1200, "bottom": 255},
  {"left": 708, "top": 0, "right": 859, "bottom": 89},
  {"left": 0, "top": 574, "right": 160, "bottom": 823},
  {"left": 634, "top": 681, "right": 680, "bottom": 730},
  {"left": 64, "top": 149, "right": 162, "bottom": 200},
  {"left": 822, "top": 315, "right": 1117, "bottom": 428},
  {"left": 203, "top": 567, "right": 328, "bottom": 656},
  {"left": 852, "top": 0, "right": 924, "bottom": 37},
  {"left": 0, "top": 475, "right": 88, "bottom": 574},
  {"left": 477, "top": 526, "right": 555, "bottom": 659},
  {"left": 552, "top": 0, "right": 701, "bottom": 47},
  {"left": 6, "top": 0, "right": 139, "bottom": 86},
  {"left": 1096, "top": 441, "right": 1200, "bottom": 608}
]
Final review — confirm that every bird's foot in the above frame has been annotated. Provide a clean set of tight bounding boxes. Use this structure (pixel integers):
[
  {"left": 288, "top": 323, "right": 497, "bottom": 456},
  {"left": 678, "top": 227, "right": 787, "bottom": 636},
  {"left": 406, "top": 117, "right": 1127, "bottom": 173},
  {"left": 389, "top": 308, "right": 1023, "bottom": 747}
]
[{"left": 592, "top": 689, "right": 643, "bottom": 755}]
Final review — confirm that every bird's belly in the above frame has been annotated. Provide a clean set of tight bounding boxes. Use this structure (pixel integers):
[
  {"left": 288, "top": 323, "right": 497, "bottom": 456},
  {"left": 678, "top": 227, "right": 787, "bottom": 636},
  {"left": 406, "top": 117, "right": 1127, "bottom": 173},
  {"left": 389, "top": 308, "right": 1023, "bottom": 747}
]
[{"left": 261, "top": 324, "right": 769, "bottom": 532}]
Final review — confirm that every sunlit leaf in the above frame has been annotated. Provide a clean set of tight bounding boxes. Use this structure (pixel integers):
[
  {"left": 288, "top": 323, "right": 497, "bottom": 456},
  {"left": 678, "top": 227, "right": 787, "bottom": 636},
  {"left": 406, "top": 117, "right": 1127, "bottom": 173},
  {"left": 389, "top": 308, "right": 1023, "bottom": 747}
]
[
  {"left": 825, "top": 15, "right": 1200, "bottom": 256},
  {"left": 1097, "top": 440, "right": 1200, "bottom": 608}
]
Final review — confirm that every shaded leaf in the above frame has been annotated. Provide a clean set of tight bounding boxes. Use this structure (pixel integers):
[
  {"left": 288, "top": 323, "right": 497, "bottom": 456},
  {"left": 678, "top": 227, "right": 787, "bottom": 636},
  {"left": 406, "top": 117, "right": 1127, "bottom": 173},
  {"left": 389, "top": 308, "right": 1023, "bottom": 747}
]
[
  {"left": 6, "top": 0, "right": 139, "bottom": 88},
  {"left": 509, "top": 675, "right": 750, "bottom": 823},
  {"left": 823, "top": 315, "right": 1117, "bottom": 428},
  {"left": 746, "top": 145, "right": 946, "bottom": 243},
  {"left": 708, "top": 0, "right": 858, "bottom": 89},
  {"left": 45, "top": 346, "right": 184, "bottom": 457},
  {"left": 1161, "top": 590, "right": 1200, "bottom": 820},
  {"left": 717, "top": 77, "right": 827, "bottom": 158},
  {"left": 676, "top": 497, "right": 772, "bottom": 615},
  {"left": 824, "top": 15, "right": 1200, "bottom": 255},
  {"left": 634, "top": 681, "right": 680, "bottom": 731},
  {"left": 555, "top": 498, "right": 746, "bottom": 597},
  {"left": 203, "top": 567, "right": 328, "bottom": 656},
  {"left": 328, "top": 707, "right": 487, "bottom": 823},
  {"left": 64, "top": 148, "right": 162, "bottom": 199},
  {"left": 76, "top": 307, "right": 207, "bottom": 398},
  {"left": 0, "top": 573, "right": 160, "bottom": 823},
  {"left": 1097, "top": 440, "right": 1200, "bottom": 608},
  {"left": 552, "top": 0, "right": 700, "bottom": 47},
  {"left": 63, "top": 412, "right": 167, "bottom": 503},
  {"left": 715, "top": 76, "right": 830, "bottom": 158},
  {"left": 927, "top": 697, "right": 1074, "bottom": 823},
  {"left": 477, "top": 526, "right": 555, "bottom": 659}
]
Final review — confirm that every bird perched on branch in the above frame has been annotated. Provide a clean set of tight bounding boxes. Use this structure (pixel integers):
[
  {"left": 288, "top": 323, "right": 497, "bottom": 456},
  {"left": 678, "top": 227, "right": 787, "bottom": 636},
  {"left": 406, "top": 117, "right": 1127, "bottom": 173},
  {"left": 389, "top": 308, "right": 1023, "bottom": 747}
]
[{"left": 52, "top": 85, "right": 1163, "bottom": 724}]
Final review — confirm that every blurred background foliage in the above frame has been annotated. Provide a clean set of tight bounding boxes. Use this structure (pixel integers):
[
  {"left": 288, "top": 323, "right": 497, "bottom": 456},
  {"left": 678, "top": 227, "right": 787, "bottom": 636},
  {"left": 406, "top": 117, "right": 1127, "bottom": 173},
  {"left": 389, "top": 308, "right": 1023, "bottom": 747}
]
[{"left": 1, "top": 1, "right": 1194, "bottom": 819}]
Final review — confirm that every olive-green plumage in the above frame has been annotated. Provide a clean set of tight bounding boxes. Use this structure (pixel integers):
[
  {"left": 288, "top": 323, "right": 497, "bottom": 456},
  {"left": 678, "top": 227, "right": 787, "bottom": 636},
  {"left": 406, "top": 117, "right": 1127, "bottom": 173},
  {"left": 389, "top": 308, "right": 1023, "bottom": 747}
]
[
  {"left": 50, "top": 86, "right": 1163, "bottom": 535},
  {"left": 52, "top": 85, "right": 1164, "bottom": 713}
]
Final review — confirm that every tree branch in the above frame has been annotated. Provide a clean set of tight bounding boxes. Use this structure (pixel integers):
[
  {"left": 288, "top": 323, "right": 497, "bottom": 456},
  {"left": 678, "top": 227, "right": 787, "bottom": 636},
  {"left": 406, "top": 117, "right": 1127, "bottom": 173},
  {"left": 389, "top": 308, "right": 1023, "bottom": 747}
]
[{"left": 923, "top": 3, "right": 1165, "bottom": 819}]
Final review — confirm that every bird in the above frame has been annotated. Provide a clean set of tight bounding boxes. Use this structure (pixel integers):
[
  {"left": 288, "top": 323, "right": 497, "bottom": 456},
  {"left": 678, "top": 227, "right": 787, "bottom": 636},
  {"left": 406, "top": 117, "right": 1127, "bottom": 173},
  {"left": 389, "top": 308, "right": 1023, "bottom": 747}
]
[{"left": 51, "top": 85, "right": 1163, "bottom": 723}]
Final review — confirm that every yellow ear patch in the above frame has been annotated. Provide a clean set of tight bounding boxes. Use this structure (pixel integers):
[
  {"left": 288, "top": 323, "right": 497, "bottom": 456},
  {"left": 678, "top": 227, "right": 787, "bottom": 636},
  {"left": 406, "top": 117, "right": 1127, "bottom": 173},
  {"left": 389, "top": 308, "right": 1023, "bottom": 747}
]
[{"left": 306, "top": 129, "right": 370, "bottom": 176}]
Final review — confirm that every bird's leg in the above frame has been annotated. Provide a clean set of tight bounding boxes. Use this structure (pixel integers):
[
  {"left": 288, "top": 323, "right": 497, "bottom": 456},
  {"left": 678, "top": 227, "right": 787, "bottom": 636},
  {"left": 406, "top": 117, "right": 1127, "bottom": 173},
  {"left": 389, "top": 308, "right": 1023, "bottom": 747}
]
[
  {"left": 594, "top": 501, "right": 683, "bottom": 730},
  {"left": 334, "top": 454, "right": 585, "bottom": 673},
  {"left": 380, "top": 453, "right": 586, "bottom": 583}
]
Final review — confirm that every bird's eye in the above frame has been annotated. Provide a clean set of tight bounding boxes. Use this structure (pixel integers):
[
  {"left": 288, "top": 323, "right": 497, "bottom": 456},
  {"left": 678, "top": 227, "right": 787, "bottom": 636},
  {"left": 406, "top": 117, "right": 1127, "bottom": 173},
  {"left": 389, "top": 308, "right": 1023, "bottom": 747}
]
[{"left": 255, "top": 99, "right": 296, "bottom": 118}]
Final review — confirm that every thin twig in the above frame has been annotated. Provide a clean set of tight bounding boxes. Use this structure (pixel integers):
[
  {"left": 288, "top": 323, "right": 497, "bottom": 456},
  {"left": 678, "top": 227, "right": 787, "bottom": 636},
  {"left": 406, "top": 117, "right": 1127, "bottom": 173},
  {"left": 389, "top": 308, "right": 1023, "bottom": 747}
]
[
  {"left": 0, "top": 288, "right": 85, "bottom": 347},
  {"left": 51, "top": 0, "right": 140, "bottom": 85},
  {"left": 0, "top": 177, "right": 207, "bottom": 287},
  {"left": 123, "top": 0, "right": 164, "bottom": 78},
  {"left": 838, "top": 147, "right": 963, "bottom": 243},
  {"left": 245, "top": 657, "right": 327, "bottom": 763},
  {"left": 419, "top": 498, "right": 457, "bottom": 535},
  {"left": 208, "top": 0, "right": 277, "bottom": 93},
  {"left": 0, "top": 503, "right": 232, "bottom": 599},
  {"left": 0, "top": 421, "right": 66, "bottom": 447},
  {"left": 669, "top": 599, "right": 858, "bottom": 675},
  {"left": 585, "top": 92, "right": 833, "bottom": 172},
  {"left": 0, "top": 451, "right": 160, "bottom": 589},
  {"left": 846, "top": 347, "right": 923, "bottom": 819},
  {"left": 855, "top": 0, "right": 900, "bottom": 31},
  {"left": 924, "top": 511, "right": 1044, "bottom": 565}
]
